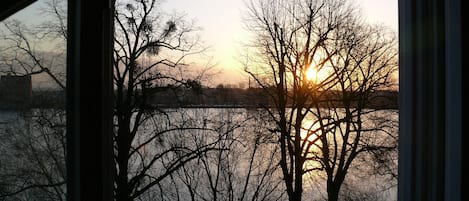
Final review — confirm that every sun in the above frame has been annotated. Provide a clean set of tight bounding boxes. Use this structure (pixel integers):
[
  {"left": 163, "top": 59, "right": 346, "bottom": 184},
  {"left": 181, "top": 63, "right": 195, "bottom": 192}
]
[
  {"left": 306, "top": 66, "right": 319, "bottom": 83},
  {"left": 305, "top": 63, "right": 331, "bottom": 84}
]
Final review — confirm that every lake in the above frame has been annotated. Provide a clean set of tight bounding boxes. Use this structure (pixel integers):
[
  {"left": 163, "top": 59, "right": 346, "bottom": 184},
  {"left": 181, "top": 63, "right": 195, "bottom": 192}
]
[{"left": 0, "top": 108, "right": 398, "bottom": 201}]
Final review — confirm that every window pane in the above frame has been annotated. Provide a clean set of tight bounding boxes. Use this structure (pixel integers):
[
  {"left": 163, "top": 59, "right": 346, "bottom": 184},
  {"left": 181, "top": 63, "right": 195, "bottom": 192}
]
[
  {"left": 110, "top": 0, "right": 398, "bottom": 201},
  {"left": 0, "top": 0, "right": 67, "bottom": 200}
]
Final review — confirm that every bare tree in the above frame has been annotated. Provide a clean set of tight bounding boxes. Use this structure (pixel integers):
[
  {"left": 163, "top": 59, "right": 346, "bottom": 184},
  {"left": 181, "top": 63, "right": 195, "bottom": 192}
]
[
  {"left": 311, "top": 20, "right": 398, "bottom": 201},
  {"left": 244, "top": 0, "right": 352, "bottom": 200},
  {"left": 243, "top": 0, "right": 398, "bottom": 200},
  {"left": 112, "top": 1, "right": 223, "bottom": 200}
]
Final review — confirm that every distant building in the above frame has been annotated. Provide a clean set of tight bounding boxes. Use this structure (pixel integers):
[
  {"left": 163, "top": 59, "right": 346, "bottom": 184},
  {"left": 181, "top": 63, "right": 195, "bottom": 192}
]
[{"left": 0, "top": 75, "right": 32, "bottom": 109}]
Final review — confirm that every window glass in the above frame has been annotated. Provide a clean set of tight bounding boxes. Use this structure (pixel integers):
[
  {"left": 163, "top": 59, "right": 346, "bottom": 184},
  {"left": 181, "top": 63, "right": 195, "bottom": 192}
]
[
  {"left": 110, "top": 0, "right": 399, "bottom": 200},
  {"left": 0, "top": 0, "right": 67, "bottom": 200}
]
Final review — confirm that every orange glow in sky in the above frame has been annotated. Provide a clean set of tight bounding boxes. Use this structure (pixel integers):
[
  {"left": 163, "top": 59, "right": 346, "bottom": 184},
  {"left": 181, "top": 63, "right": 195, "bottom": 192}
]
[
  {"left": 162, "top": 0, "right": 398, "bottom": 87},
  {"left": 3, "top": 0, "right": 397, "bottom": 88}
]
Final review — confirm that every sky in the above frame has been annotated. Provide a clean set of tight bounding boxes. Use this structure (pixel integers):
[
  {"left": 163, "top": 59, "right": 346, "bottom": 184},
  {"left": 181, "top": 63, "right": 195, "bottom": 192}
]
[
  {"left": 3, "top": 0, "right": 398, "bottom": 88},
  {"left": 161, "top": 0, "right": 398, "bottom": 86}
]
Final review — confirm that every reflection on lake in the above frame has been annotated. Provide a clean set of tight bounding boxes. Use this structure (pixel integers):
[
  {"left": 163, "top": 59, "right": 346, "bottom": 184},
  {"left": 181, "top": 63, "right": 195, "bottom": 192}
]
[{"left": 0, "top": 108, "right": 397, "bottom": 200}]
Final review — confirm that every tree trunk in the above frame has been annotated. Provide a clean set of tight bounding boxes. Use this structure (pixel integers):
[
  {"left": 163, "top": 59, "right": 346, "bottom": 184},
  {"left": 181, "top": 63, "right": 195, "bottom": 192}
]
[
  {"left": 291, "top": 191, "right": 302, "bottom": 201},
  {"left": 115, "top": 158, "right": 131, "bottom": 201},
  {"left": 115, "top": 117, "right": 132, "bottom": 201},
  {"left": 327, "top": 174, "right": 345, "bottom": 201},
  {"left": 327, "top": 184, "right": 340, "bottom": 201}
]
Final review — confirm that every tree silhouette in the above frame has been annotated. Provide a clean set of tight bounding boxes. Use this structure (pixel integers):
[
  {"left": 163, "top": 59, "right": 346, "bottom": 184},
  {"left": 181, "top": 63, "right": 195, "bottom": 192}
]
[
  {"left": 112, "top": 0, "right": 224, "bottom": 200},
  {"left": 244, "top": 0, "right": 398, "bottom": 200}
]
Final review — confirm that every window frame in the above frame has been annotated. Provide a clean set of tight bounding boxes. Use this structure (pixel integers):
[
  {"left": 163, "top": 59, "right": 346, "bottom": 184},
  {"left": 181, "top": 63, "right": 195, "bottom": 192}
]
[
  {"left": 1, "top": 0, "right": 464, "bottom": 200},
  {"left": 398, "top": 0, "right": 463, "bottom": 200}
]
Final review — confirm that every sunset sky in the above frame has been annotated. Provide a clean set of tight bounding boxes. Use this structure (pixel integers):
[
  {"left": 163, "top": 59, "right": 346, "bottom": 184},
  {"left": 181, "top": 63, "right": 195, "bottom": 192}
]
[
  {"left": 4, "top": 0, "right": 398, "bottom": 87},
  {"left": 162, "top": 0, "right": 398, "bottom": 86}
]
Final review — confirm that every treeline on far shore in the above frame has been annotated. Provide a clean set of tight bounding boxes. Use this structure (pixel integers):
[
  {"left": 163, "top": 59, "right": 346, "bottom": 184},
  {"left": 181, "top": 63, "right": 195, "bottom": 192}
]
[
  {"left": 0, "top": 88, "right": 398, "bottom": 110},
  {"left": 149, "top": 87, "right": 398, "bottom": 109},
  {"left": 0, "top": 90, "right": 65, "bottom": 110}
]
